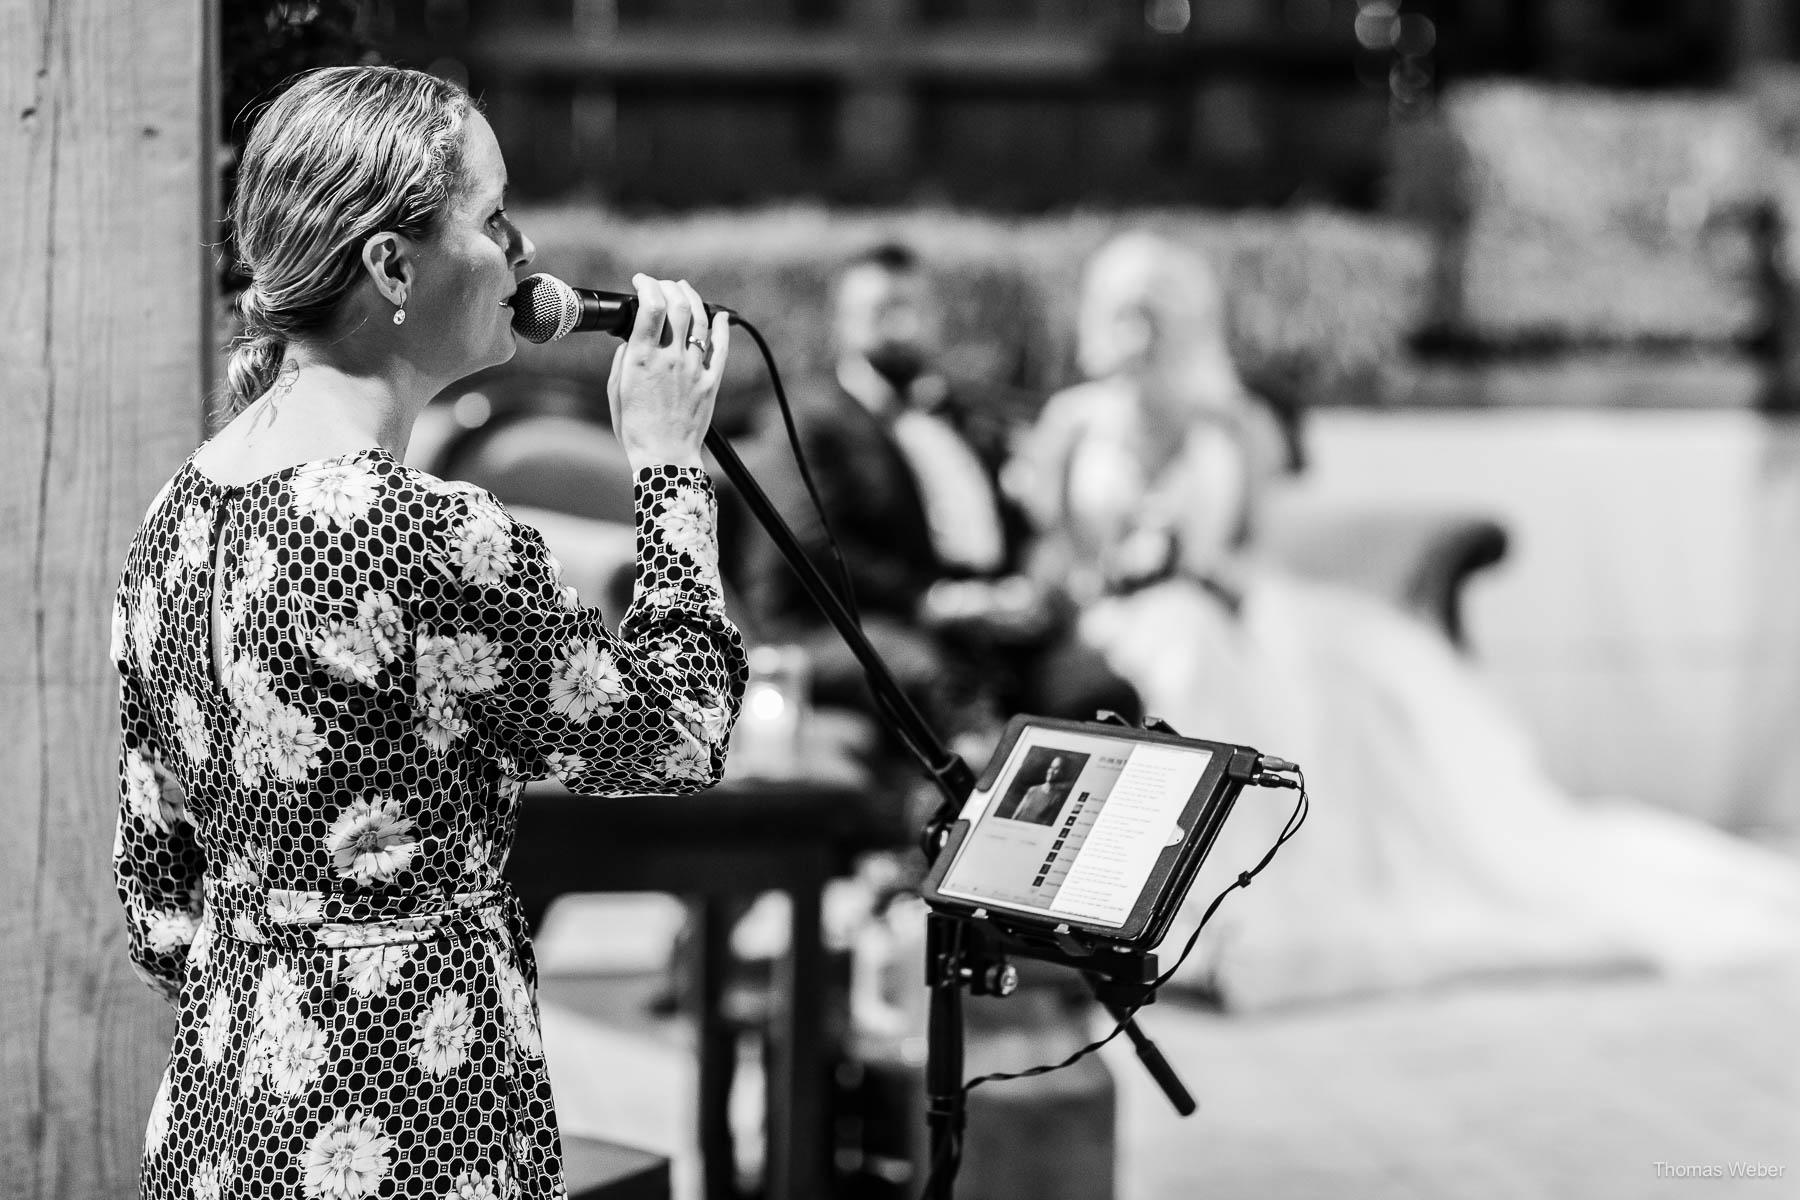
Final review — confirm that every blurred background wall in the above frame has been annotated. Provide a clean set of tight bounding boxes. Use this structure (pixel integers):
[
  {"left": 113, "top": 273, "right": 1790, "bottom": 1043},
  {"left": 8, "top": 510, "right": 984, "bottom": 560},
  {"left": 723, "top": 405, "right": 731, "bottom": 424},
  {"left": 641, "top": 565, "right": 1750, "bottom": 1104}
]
[{"left": 364, "top": 0, "right": 1784, "bottom": 212}]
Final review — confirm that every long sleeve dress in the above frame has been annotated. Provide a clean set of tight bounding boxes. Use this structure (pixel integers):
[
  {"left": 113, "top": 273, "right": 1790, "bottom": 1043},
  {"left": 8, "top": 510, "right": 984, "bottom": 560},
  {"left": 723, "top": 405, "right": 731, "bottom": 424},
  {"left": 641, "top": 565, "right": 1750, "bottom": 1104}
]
[{"left": 111, "top": 445, "right": 746, "bottom": 1200}]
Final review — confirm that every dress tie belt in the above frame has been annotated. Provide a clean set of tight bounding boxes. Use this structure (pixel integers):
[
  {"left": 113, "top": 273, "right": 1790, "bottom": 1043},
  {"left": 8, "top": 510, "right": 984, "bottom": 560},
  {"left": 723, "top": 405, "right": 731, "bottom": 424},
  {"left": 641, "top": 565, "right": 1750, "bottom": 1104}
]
[{"left": 204, "top": 876, "right": 527, "bottom": 954}]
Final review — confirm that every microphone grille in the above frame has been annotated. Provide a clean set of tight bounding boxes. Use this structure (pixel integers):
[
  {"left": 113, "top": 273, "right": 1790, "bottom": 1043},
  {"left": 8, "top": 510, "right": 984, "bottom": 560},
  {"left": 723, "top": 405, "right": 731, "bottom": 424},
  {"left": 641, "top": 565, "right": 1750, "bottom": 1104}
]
[{"left": 510, "top": 273, "right": 578, "bottom": 344}]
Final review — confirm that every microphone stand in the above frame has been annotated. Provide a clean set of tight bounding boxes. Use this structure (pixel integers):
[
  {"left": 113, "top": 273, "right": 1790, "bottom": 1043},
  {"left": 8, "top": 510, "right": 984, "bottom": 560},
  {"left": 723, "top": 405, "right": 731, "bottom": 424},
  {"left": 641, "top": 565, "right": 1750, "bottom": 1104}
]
[
  {"left": 704, "top": 425, "right": 1195, "bottom": 1199},
  {"left": 703, "top": 430, "right": 974, "bottom": 815}
]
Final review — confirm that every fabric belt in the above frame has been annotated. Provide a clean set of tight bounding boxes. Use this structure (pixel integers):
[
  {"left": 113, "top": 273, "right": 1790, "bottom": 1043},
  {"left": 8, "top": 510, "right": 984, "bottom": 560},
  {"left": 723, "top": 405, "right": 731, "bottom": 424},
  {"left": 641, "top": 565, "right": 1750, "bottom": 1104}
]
[{"left": 205, "top": 876, "right": 526, "bottom": 955}]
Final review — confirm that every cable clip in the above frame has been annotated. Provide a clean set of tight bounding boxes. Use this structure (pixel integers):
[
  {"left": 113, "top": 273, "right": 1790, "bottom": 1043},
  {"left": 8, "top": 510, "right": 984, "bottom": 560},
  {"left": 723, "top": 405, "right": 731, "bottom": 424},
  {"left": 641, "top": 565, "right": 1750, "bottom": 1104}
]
[{"left": 926, "top": 1099, "right": 969, "bottom": 1130}]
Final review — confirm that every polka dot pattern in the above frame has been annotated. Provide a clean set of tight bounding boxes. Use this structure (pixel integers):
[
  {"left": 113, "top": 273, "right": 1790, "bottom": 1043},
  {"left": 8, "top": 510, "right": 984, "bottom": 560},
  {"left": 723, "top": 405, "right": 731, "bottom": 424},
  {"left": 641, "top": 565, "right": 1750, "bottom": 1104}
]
[{"left": 112, "top": 447, "right": 746, "bottom": 1198}]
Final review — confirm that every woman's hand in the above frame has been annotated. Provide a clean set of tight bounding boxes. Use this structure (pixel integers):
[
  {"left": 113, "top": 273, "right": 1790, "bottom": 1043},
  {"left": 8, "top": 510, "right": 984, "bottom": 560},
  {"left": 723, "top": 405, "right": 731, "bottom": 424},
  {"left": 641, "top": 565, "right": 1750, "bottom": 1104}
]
[{"left": 606, "top": 274, "right": 731, "bottom": 471}]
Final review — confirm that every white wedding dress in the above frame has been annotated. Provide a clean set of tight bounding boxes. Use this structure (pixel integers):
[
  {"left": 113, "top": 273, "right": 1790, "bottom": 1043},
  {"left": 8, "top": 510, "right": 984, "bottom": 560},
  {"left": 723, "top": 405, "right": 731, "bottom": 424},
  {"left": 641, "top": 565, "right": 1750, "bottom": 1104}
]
[{"left": 1018, "top": 382, "right": 1800, "bottom": 1011}]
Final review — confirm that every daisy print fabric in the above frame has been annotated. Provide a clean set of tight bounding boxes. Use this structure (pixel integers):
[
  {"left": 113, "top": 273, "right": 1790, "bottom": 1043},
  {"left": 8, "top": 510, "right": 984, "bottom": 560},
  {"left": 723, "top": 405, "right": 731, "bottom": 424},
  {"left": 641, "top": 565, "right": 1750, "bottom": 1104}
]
[{"left": 112, "top": 446, "right": 746, "bottom": 1198}]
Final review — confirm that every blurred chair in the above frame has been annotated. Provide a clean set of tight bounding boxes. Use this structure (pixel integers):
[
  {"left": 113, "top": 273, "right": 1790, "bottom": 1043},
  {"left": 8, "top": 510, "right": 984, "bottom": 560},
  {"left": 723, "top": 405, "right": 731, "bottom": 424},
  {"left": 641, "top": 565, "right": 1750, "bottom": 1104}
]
[
  {"left": 1259, "top": 497, "right": 1510, "bottom": 651},
  {"left": 440, "top": 411, "right": 638, "bottom": 525},
  {"left": 409, "top": 379, "right": 643, "bottom": 612},
  {"left": 563, "top": 1139, "right": 670, "bottom": 1200}
]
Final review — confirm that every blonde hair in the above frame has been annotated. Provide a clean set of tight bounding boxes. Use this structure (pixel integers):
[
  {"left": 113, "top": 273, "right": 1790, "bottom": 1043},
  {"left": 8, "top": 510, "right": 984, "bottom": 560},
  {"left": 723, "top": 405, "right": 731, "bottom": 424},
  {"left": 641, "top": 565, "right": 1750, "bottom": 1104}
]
[
  {"left": 1076, "top": 231, "right": 1228, "bottom": 382},
  {"left": 223, "top": 65, "right": 474, "bottom": 412}
]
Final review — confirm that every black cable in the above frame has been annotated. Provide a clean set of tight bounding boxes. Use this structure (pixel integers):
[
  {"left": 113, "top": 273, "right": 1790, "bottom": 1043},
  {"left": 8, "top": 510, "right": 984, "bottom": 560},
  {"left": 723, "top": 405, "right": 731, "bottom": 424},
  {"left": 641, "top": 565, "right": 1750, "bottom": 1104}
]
[
  {"left": 1155, "top": 770, "right": 1308, "bottom": 991},
  {"left": 727, "top": 315, "right": 862, "bottom": 626},
  {"left": 728, "top": 314, "right": 942, "bottom": 773}
]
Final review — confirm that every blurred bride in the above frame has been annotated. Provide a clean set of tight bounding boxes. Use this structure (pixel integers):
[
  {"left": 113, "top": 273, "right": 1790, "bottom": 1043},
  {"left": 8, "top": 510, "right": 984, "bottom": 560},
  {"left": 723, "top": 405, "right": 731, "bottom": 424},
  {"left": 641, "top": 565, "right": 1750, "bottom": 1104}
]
[{"left": 1006, "top": 230, "right": 1800, "bottom": 1011}]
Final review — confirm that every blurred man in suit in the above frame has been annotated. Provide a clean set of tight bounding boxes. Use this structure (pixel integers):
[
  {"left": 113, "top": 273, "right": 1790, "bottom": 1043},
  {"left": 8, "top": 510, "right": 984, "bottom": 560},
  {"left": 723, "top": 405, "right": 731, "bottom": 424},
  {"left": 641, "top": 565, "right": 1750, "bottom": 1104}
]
[{"left": 735, "top": 242, "right": 1137, "bottom": 750}]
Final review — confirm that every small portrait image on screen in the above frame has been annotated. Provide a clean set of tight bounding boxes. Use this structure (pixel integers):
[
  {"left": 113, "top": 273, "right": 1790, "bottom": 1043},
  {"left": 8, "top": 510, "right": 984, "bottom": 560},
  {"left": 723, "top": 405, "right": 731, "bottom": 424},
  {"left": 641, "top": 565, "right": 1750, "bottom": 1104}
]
[{"left": 989, "top": 747, "right": 1090, "bottom": 826}]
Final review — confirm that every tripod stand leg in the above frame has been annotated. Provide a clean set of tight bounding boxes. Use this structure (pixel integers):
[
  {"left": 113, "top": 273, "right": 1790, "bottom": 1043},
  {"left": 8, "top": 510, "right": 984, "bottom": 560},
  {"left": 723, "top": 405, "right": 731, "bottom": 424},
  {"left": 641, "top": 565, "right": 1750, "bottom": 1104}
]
[{"left": 1097, "top": 996, "right": 1197, "bottom": 1117}]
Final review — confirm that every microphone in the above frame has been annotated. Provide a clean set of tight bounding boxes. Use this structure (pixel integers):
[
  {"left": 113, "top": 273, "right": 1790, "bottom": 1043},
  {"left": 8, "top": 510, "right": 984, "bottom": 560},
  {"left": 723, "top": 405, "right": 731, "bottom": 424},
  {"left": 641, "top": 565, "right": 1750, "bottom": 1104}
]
[{"left": 508, "top": 272, "right": 734, "bottom": 344}]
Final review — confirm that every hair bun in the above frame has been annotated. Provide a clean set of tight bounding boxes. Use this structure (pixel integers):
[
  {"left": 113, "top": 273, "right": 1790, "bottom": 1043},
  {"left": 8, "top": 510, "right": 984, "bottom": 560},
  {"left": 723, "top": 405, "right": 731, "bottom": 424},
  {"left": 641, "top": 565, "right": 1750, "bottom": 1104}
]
[
  {"left": 224, "top": 331, "right": 287, "bottom": 411},
  {"left": 234, "top": 285, "right": 269, "bottom": 332}
]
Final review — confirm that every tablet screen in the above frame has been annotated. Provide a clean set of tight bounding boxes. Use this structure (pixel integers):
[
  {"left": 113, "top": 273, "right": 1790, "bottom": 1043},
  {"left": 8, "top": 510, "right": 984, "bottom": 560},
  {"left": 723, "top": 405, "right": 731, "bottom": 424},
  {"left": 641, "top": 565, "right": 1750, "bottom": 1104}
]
[{"left": 936, "top": 724, "right": 1216, "bottom": 928}]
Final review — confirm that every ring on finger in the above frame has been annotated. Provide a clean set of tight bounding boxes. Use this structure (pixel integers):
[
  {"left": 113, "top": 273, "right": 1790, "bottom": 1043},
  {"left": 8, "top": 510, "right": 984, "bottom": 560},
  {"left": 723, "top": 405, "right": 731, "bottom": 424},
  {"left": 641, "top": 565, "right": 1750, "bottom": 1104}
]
[{"left": 686, "top": 334, "right": 709, "bottom": 352}]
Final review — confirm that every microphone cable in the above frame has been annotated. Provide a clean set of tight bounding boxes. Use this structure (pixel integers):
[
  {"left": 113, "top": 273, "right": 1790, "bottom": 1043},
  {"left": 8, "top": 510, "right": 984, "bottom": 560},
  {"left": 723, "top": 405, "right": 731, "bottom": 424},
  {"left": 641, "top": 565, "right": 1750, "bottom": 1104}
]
[
  {"left": 724, "top": 314, "right": 940, "bottom": 774},
  {"left": 724, "top": 315, "right": 862, "bottom": 625}
]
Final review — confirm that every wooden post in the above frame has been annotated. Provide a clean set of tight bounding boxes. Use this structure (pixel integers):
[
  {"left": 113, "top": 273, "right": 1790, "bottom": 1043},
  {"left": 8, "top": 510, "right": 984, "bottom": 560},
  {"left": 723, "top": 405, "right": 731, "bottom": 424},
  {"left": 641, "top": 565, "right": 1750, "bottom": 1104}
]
[
  {"left": 0, "top": 0, "right": 212, "bottom": 1196},
  {"left": 837, "top": 0, "right": 914, "bottom": 199},
  {"left": 1733, "top": 0, "right": 1794, "bottom": 73}
]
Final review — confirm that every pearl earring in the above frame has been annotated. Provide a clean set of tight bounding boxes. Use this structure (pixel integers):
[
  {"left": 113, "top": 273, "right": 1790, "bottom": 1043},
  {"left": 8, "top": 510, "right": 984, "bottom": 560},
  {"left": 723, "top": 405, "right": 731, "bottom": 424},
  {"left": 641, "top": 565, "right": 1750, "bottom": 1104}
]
[{"left": 392, "top": 306, "right": 407, "bottom": 326}]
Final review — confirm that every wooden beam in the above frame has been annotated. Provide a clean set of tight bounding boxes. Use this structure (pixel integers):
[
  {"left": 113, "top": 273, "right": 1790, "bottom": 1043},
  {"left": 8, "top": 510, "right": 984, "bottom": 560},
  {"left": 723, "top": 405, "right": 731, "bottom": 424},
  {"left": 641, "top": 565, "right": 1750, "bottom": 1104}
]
[
  {"left": 0, "top": 0, "right": 210, "bottom": 1194},
  {"left": 388, "top": 23, "right": 1354, "bottom": 86},
  {"left": 1733, "top": 0, "right": 1795, "bottom": 72},
  {"left": 836, "top": 0, "right": 913, "bottom": 196},
  {"left": 398, "top": 26, "right": 1116, "bottom": 83}
]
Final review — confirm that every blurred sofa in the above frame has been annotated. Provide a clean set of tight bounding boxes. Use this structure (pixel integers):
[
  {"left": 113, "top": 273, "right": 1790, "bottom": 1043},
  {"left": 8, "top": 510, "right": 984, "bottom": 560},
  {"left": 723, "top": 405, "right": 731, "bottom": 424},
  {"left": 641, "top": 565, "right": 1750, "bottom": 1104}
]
[{"left": 1290, "top": 406, "right": 1800, "bottom": 838}]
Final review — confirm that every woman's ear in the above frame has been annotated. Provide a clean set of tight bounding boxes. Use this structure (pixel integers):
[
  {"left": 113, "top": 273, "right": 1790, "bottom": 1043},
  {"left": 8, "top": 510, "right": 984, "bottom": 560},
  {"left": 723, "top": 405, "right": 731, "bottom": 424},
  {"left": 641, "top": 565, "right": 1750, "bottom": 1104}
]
[{"left": 360, "top": 232, "right": 414, "bottom": 307}]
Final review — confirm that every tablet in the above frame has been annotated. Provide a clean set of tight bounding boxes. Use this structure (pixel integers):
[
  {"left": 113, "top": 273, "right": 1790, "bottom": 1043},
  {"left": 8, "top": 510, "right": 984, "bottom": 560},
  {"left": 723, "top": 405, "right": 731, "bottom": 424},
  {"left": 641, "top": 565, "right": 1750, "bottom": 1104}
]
[{"left": 920, "top": 715, "right": 1262, "bottom": 955}]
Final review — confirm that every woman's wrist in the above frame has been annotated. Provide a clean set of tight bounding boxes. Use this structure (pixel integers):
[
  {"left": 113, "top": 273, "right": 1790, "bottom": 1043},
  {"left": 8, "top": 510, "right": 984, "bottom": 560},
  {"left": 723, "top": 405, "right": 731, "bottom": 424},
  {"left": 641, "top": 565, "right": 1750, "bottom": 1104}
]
[{"left": 625, "top": 448, "right": 705, "bottom": 473}]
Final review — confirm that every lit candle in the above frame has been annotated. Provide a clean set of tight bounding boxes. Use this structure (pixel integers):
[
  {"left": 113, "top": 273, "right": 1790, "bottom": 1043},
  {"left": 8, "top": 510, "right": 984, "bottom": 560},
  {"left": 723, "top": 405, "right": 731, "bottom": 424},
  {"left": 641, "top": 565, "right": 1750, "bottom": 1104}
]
[{"left": 730, "top": 645, "right": 810, "bottom": 778}]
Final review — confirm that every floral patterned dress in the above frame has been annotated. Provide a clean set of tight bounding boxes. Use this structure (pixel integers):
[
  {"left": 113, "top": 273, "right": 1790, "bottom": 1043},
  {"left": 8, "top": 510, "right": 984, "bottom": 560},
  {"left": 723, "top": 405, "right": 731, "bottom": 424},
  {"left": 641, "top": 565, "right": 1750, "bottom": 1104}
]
[{"left": 112, "top": 445, "right": 746, "bottom": 1199}]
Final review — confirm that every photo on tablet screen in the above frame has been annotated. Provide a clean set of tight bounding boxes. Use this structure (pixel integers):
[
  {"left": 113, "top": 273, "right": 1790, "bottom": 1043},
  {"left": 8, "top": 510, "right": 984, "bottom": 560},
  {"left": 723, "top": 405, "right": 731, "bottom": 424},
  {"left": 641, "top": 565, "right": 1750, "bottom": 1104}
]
[{"left": 989, "top": 747, "right": 1090, "bottom": 826}]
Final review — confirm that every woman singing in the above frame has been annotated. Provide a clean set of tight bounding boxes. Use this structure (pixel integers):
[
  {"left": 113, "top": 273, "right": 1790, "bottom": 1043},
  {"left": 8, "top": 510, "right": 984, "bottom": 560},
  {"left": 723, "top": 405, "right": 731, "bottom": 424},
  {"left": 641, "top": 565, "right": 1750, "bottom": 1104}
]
[{"left": 111, "top": 66, "right": 744, "bottom": 1198}]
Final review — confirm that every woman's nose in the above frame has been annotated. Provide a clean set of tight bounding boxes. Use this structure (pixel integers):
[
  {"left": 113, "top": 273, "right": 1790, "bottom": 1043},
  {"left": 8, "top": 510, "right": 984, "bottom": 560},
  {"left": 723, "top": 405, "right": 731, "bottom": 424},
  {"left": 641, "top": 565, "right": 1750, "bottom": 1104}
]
[{"left": 514, "top": 227, "right": 536, "bottom": 270}]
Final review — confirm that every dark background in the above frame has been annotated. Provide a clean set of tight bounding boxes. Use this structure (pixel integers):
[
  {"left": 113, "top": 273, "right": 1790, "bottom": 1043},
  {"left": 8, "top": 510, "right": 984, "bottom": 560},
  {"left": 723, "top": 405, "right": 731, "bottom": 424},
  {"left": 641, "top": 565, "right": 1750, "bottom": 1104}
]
[{"left": 226, "top": 0, "right": 1795, "bottom": 213}]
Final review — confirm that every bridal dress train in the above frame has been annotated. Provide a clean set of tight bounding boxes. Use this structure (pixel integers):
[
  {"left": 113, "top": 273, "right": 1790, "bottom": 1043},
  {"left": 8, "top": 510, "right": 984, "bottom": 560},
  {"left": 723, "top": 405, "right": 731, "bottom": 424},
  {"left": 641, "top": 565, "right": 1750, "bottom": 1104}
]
[{"left": 1083, "top": 571, "right": 1800, "bottom": 1011}]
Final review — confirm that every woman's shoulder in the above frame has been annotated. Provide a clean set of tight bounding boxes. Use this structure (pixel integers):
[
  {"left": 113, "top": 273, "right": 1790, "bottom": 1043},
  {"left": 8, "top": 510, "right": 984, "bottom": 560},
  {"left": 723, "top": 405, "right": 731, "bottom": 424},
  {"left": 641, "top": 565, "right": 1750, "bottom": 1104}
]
[
  {"left": 1019, "top": 379, "right": 1130, "bottom": 460},
  {"left": 272, "top": 453, "right": 522, "bottom": 568},
  {"left": 1036, "top": 377, "right": 1130, "bottom": 428},
  {"left": 386, "top": 461, "right": 514, "bottom": 530},
  {"left": 117, "top": 456, "right": 202, "bottom": 584}
]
